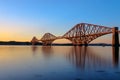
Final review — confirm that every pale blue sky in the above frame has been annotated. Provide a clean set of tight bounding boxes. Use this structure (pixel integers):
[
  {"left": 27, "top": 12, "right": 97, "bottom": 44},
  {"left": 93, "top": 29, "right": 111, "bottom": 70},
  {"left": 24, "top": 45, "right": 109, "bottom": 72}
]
[{"left": 0, "top": 0, "right": 120, "bottom": 42}]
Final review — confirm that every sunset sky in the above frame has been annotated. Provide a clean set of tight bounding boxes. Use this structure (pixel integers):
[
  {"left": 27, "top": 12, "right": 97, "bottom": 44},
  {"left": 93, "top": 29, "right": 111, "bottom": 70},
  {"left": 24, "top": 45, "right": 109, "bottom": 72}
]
[{"left": 0, "top": 0, "right": 120, "bottom": 43}]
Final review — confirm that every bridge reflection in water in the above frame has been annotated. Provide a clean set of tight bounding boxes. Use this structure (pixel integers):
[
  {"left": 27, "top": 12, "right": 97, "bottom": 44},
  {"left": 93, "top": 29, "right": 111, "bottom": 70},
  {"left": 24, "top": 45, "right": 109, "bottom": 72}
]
[
  {"left": 67, "top": 46, "right": 119, "bottom": 70},
  {"left": 112, "top": 46, "right": 119, "bottom": 68},
  {"left": 41, "top": 46, "right": 53, "bottom": 58},
  {"left": 32, "top": 45, "right": 119, "bottom": 70}
]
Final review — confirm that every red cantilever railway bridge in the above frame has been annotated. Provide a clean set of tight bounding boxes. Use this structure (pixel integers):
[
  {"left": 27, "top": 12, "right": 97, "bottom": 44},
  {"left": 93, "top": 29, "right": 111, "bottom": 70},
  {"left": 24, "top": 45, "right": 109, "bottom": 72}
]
[{"left": 31, "top": 23, "right": 119, "bottom": 46}]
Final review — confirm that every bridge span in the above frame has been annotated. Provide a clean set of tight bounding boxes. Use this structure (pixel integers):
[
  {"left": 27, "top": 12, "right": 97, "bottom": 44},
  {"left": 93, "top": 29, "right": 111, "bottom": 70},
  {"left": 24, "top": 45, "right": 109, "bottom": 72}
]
[{"left": 31, "top": 23, "right": 119, "bottom": 46}]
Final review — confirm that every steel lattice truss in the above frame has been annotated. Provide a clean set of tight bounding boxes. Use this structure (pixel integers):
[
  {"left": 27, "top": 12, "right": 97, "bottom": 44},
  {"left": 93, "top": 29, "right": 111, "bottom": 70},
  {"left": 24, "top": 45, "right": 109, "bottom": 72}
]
[
  {"left": 40, "top": 33, "right": 57, "bottom": 45},
  {"left": 31, "top": 36, "right": 39, "bottom": 45},
  {"left": 31, "top": 23, "right": 113, "bottom": 45},
  {"left": 41, "top": 33, "right": 57, "bottom": 41},
  {"left": 63, "top": 23, "right": 112, "bottom": 44}
]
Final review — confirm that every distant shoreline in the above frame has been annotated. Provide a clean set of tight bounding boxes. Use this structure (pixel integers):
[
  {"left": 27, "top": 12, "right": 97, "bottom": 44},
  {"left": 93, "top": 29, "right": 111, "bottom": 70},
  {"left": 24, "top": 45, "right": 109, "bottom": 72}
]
[{"left": 0, "top": 41, "right": 118, "bottom": 46}]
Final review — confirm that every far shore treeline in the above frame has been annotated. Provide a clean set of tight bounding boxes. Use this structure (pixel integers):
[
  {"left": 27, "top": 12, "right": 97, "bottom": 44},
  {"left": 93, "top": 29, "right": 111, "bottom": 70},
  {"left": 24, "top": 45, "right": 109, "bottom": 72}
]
[{"left": 0, "top": 41, "right": 115, "bottom": 46}]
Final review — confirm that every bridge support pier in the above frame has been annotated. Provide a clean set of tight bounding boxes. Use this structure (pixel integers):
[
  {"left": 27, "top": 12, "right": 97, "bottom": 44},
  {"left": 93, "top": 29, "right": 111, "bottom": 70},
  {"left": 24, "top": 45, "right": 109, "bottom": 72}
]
[
  {"left": 112, "top": 27, "right": 119, "bottom": 68},
  {"left": 42, "top": 41, "right": 53, "bottom": 46},
  {"left": 112, "top": 27, "right": 119, "bottom": 46}
]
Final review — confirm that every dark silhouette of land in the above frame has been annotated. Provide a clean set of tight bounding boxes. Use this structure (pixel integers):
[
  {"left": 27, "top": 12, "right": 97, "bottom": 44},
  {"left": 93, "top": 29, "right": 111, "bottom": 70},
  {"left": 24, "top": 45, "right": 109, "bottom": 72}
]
[
  {"left": 0, "top": 41, "right": 117, "bottom": 46},
  {"left": 0, "top": 41, "right": 37, "bottom": 45}
]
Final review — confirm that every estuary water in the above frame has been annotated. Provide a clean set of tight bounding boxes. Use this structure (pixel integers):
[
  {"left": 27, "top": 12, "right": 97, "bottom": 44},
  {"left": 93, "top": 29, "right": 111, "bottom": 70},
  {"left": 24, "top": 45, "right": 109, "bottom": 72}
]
[{"left": 0, "top": 45, "right": 120, "bottom": 80}]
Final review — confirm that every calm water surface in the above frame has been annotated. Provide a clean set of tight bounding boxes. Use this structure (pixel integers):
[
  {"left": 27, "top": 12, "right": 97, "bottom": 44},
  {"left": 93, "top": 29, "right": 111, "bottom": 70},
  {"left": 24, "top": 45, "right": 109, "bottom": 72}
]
[{"left": 0, "top": 46, "right": 120, "bottom": 80}]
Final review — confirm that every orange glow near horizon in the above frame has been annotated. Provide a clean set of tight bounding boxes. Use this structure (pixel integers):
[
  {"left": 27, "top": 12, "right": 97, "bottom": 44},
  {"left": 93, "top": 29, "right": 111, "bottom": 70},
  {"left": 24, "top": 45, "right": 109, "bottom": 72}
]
[
  {"left": 0, "top": 31, "right": 32, "bottom": 41},
  {"left": 0, "top": 21, "right": 41, "bottom": 42}
]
